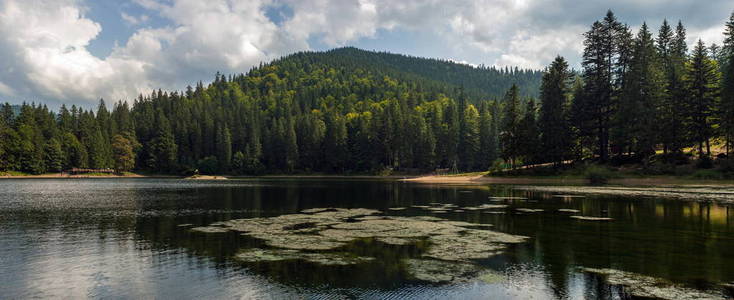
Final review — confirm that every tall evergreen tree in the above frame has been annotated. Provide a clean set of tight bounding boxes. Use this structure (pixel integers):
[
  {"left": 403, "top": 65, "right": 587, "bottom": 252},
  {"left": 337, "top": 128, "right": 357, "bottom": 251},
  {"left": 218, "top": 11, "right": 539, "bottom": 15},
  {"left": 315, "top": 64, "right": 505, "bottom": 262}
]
[
  {"left": 539, "top": 56, "right": 573, "bottom": 165},
  {"left": 721, "top": 12, "right": 734, "bottom": 155},
  {"left": 685, "top": 40, "right": 721, "bottom": 158},
  {"left": 577, "top": 10, "right": 628, "bottom": 161},
  {"left": 500, "top": 85, "right": 521, "bottom": 168},
  {"left": 614, "top": 23, "right": 665, "bottom": 158}
]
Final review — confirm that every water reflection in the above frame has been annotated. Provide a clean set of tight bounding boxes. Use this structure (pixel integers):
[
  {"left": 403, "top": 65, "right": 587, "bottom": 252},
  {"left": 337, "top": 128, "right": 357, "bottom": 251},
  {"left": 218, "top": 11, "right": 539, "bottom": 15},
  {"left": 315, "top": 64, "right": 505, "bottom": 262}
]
[{"left": 1, "top": 179, "right": 733, "bottom": 299}]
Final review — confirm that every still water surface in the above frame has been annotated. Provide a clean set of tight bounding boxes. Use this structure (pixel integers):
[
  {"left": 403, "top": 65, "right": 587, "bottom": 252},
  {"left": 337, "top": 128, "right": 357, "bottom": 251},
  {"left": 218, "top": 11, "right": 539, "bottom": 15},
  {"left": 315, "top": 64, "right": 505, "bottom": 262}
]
[{"left": 1, "top": 179, "right": 733, "bottom": 299}]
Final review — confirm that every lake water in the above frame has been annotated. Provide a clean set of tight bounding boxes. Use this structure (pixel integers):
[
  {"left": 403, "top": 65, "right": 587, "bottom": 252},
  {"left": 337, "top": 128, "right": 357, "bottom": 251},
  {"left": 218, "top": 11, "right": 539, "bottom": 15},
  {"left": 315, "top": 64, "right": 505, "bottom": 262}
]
[{"left": 1, "top": 178, "right": 733, "bottom": 299}]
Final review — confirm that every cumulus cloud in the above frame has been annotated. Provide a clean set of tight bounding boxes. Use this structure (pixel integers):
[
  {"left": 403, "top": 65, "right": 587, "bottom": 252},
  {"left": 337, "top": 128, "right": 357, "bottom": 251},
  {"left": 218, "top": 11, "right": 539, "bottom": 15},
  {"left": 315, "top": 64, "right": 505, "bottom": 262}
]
[{"left": 0, "top": 0, "right": 732, "bottom": 106}]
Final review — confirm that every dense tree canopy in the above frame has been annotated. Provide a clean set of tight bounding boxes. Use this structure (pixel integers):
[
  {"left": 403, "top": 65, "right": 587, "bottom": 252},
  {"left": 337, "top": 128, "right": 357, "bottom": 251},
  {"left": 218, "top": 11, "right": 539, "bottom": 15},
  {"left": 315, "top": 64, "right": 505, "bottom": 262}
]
[{"left": 1, "top": 11, "right": 733, "bottom": 175}]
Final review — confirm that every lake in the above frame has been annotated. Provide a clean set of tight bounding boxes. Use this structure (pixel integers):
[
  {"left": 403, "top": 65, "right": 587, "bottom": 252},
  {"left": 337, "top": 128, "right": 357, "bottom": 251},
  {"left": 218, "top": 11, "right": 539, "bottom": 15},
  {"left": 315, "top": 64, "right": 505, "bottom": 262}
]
[{"left": 1, "top": 178, "right": 733, "bottom": 299}]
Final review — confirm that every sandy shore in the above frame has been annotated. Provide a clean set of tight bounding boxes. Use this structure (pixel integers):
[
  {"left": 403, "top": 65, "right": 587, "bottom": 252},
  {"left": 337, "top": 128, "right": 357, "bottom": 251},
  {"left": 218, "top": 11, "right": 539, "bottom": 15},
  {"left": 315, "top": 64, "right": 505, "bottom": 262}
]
[
  {"left": 184, "top": 175, "right": 228, "bottom": 180},
  {"left": 403, "top": 175, "right": 584, "bottom": 185},
  {"left": 403, "top": 175, "right": 734, "bottom": 186}
]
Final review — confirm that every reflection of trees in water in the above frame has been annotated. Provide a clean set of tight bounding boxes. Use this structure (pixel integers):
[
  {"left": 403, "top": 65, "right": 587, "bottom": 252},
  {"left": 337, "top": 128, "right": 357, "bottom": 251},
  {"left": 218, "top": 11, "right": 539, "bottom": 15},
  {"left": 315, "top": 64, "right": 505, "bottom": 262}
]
[{"left": 11, "top": 180, "right": 731, "bottom": 295}]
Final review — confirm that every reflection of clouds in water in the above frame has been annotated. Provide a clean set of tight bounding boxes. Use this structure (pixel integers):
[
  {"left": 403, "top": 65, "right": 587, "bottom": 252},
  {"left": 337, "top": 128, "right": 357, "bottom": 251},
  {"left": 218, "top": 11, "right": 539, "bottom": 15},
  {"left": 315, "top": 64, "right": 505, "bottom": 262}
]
[{"left": 1, "top": 226, "right": 300, "bottom": 299}]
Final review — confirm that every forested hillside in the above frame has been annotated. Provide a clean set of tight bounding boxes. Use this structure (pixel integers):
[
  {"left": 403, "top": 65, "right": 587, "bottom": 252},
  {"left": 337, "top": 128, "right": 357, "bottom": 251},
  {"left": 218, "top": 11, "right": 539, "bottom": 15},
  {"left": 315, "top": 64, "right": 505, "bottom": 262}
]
[{"left": 1, "top": 11, "right": 733, "bottom": 176}]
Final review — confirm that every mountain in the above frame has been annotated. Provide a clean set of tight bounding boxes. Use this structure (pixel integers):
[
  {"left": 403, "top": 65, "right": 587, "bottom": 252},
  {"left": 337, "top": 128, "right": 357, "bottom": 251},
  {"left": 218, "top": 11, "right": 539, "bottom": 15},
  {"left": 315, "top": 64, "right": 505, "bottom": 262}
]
[
  {"left": 1, "top": 47, "right": 540, "bottom": 175},
  {"left": 260, "top": 47, "right": 542, "bottom": 102}
]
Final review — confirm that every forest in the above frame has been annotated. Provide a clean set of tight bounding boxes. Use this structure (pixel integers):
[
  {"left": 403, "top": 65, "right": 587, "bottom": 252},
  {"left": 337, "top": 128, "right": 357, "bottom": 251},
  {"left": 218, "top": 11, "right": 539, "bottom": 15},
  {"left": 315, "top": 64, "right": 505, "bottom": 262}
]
[{"left": 0, "top": 11, "right": 733, "bottom": 176}]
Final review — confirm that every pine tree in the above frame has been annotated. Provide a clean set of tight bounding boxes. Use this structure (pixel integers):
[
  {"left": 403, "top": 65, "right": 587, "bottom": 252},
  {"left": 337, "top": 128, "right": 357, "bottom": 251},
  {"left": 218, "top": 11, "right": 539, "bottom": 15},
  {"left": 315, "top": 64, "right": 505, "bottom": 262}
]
[
  {"left": 685, "top": 40, "right": 721, "bottom": 158},
  {"left": 539, "top": 56, "right": 573, "bottom": 165},
  {"left": 460, "top": 104, "right": 480, "bottom": 170},
  {"left": 721, "top": 12, "right": 734, "bottom": 155},
  {"left": 501, "top": 85, "right": 521, "bottom": 168},
  {"left": 518, "top": 99, "right": 541, "bottom": 165},
  {"left": 614, "top": 23, "right": 664, "bottom": 158},
  {"left": 578, "top": 10, "right": 628, "bottom": 161}
]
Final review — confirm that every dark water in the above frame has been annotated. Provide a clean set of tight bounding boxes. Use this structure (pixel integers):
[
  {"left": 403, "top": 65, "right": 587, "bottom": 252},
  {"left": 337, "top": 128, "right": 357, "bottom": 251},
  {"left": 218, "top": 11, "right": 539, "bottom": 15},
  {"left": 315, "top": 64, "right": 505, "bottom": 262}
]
[{"left": 1, "top": 179, "right": 733, "bottom": 299}]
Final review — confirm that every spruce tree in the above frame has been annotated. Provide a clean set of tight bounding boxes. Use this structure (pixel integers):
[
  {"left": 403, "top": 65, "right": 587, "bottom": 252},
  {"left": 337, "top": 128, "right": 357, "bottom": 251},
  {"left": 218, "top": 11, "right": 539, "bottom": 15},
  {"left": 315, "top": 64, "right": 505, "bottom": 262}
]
[
  {"left": 721, "top": 12, "right": 734, "bottom": 155},
  {"left": 539, "top": 56, "right": 572, "bottom": 165},
  {"left": 685, "top": 40, "right": 721, "bottom": 158}
]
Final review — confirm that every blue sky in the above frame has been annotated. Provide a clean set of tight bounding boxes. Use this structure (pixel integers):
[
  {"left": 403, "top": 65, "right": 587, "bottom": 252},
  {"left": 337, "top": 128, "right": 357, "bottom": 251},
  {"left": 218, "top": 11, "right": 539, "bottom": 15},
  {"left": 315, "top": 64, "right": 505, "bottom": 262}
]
[{"left": 1, "top": 0, "right": 732, "bottom": 108}]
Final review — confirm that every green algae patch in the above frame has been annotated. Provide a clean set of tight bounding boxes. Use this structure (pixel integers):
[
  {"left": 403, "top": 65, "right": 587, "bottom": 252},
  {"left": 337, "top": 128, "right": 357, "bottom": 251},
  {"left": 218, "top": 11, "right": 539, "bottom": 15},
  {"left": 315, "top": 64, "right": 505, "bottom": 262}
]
[
  {"left": 404, "top": 259, "right": 481, "bottom": 283},
  {"left": 190, "top": 208, "right": 527, "bottom": 283},
  {"left": 516, "top": 208, "right": 544, "bottom": 213},
  {"left": 191, "top": 208, "right": 526, "bottom": 264},
  {"left": 235, "top": 248, "right": 375, "bottom": 266},
  {"left": 583, "top": 268, "right": 726, "bottom": 300},
  {"left": 570, "top": 216, "right": 613, "bottom": 221},
  {"left": 476, "top": 270, "right": 505, "bottom": 284},
  {"left": 190, "top": 226, "right": 229, "bottom": 233},
  {"left": 517, "top": 186, "right": 734, "bottom": 203},
  {"left": 387, "top": 207, "right": 408, "bottom": 211}
]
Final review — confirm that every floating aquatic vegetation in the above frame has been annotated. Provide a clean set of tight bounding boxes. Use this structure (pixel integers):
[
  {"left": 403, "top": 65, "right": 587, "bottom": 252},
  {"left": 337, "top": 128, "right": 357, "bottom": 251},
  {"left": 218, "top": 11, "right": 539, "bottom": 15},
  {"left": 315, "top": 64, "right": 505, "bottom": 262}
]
[
  {"left": 552, "top": 194, "right": 586, "bottom": 198},
  {"left": 557, "top": 209, "right": 581, "bottom": 213},
  {"left": 517, "top": 186, "right": 734, "bottom": 203},
  {"left": 453, "top": 209, "right": 465, "bottom": 212},
  {"left": 489, "top": 196, "right": 528, "bottom": 200},
  {"left": 301, "top": 208, "right": 331, "bottom": 214},
  {"left": 461, "top": 204, "right": 508, "bottom": 210},
  {"left": 404, "top": 259, "right": 480, "bottom": 283},
  {"left": 190, "top": 226, "right": 229, "bottom": 233},
  {"left": 387, "top": 207, "right": 408, "bottom": 211},
  {"left": 516, "top": 208, "right": 544, "bottom": 213},
  {"left": 484, "top": 211, "right": 506, "bottom": 214},
  {"left": 583, "top": 268, "right": 726, "bottom": 300},
  {"left": 189, "top": 208, "right": 528, "bottom": 284},
  {"left": 570, "top": 216, "right": 613, "bottom": 221},
  {"left": 177, "top": 223, "right": 194, "bottom": 227},
  {"left": 190, "top": 208, "right": 526, "bottom": 264},
  {"left": 235, "top": 248, "right": 375, "bottom": 266}
]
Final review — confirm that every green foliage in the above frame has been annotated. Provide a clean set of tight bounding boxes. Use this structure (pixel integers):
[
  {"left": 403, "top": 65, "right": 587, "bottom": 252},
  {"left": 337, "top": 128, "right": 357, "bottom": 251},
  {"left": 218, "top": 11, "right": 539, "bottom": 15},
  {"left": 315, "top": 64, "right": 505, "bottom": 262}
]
[
  {"left": 583, "top": 164, "right": 615, "bottom": 185},
  {"left": 2, "top": 11, "right": 734, "bottom": 178},
  {"left": 111, "top": 134, "right": 135, "bottom": 173},
  {"left": 197, "top": 156, "right": 219, "bottom": 175}
]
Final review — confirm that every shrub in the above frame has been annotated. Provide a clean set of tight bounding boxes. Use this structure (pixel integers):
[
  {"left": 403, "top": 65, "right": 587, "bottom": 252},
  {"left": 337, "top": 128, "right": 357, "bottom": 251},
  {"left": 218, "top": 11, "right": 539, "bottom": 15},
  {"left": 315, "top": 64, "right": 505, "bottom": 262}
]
[
  {"left": 584, "top": 165, "right": 614, "bottom": 185},
  {"left": 696, "top": 156, "right": 714, "bottom": 169},
  {"left": 488, "top": 159, "right": 505, "bottom": 174},
  {"left": 689, "top": 169, "right": 724, "bottom": 180}
]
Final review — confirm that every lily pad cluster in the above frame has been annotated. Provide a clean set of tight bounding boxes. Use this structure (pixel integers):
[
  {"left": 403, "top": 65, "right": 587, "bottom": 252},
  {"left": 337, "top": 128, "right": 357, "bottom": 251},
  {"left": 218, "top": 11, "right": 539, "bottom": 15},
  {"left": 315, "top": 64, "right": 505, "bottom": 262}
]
[{"left": 189, "top": 208, "right": 527, "bottom": 283}]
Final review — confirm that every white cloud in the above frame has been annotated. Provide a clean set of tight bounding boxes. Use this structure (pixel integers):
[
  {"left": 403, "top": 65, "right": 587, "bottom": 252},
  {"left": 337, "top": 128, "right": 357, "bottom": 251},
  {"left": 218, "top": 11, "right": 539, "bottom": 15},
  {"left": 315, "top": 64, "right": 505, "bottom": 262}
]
[{"left": 121, "top": 12, "right": 149, "bottom": 26}]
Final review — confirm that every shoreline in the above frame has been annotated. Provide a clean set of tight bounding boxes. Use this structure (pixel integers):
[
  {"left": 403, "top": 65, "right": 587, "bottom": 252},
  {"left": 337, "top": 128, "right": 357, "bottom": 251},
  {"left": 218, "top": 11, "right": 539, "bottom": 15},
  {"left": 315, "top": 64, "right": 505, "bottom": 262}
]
[
  {"left": 2, "top": 172, "right": 732, "bottom": 187},
  {"left": 403, "top": 174, "right": 734, "bottom": 186}
]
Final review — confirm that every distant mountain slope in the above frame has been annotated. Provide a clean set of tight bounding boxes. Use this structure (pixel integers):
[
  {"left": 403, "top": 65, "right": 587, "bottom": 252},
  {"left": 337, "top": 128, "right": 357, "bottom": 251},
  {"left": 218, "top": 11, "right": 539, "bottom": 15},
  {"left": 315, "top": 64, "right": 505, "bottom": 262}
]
[{"left": 260, "top": 47, "right": 542, "bottom": 101}]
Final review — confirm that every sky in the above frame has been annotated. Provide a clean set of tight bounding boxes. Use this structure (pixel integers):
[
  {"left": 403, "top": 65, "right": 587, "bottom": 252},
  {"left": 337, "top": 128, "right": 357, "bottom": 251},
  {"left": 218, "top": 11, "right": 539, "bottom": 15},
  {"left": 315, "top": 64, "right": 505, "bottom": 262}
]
[{"left": 0, "top": 0, "right": 733, "bottom": 108}]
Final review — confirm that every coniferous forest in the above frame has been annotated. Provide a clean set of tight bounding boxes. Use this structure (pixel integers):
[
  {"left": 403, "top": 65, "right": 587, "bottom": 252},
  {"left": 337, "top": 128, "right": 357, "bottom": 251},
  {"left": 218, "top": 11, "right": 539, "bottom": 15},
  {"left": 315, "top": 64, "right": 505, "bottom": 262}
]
[{"left": 1, "top": 11, "right": 734, "bottom": 176}]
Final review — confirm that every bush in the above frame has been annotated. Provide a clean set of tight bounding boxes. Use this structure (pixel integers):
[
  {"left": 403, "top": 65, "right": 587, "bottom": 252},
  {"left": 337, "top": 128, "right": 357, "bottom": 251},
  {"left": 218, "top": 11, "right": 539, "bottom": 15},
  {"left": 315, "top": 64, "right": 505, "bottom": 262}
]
[
  {"left": 584, "top": 165, "right": 615, "bottom": 185},
  {"left": 488, "top": 159, "right": 505, "bottom": 174},
  {"left": 696, "top": 156, "right": 714, "bottom": 169},
  {"left": 197, "top": 156, "right": 219, "bottom": 174},
  {"left": 717, "top": 158, "right": 734, "bottom": 173},
  {"left": 689, "top": 169, "right": 724, "bottom": 180}
]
